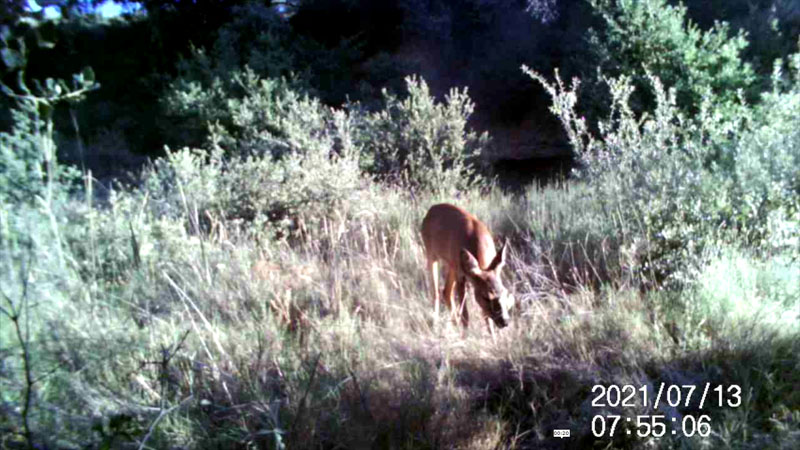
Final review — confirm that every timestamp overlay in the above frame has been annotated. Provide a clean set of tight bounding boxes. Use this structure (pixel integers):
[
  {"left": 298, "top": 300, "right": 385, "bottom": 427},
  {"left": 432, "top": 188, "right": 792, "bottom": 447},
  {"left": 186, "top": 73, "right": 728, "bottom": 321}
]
[{"left": 584, "top": 383, "right": 743, "bottom": 438}]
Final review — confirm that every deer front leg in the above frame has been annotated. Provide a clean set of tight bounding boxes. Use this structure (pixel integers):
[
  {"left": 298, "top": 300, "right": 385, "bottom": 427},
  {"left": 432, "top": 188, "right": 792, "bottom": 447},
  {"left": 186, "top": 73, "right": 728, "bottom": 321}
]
[
  {"left": 456, "top": 276, "right": 469, "bottom": 328},
  {"left": 486, "top": 318, "right": 497, "bottom": 344},
  {"left": 443, "top": 267, "right": 458, "bottom": 325}
]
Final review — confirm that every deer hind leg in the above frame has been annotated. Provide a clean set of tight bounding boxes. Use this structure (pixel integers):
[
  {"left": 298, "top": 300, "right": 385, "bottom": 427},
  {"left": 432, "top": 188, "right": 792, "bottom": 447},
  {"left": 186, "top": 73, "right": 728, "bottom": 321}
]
[
  {"left": 443, "top": 266, "right": 458, "bottom": 324},
  {"left": 456, "top": 276, "right": 469, "bottom": 328},
  {"left": 427, "top": 259, "right": 440, "bottom": 319}
]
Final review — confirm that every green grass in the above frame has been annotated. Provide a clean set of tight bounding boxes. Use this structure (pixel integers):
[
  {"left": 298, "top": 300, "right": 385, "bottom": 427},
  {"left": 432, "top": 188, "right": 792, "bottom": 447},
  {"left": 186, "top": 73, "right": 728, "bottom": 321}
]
[{"left": 2, "top": 178, "right": 798, "bottom": 449}]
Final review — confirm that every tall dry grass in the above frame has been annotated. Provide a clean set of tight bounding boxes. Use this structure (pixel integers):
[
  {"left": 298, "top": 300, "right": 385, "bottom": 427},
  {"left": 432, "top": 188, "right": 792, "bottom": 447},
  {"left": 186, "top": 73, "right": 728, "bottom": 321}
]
[{"left": 2, "top": 178, "right": 798, "bottom": 449}]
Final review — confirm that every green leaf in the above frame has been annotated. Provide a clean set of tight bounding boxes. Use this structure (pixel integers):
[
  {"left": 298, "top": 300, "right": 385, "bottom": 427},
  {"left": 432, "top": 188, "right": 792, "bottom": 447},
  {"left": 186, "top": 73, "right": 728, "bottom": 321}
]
[
  {"left": 15, "top": 36, "right": 26, "bottom": 59},
  {"left": 1, "top": 48, "right": 23, "bottom": 70},
  {"left": 16, "top": 71, "right": 30, "bottom": 94},
  {"left": 81, "top": 66, "right": 95, "bottom": 84},
  {"left": 0, "top": 25, "right": 11, "bottom": 44},
  {"left": 17, "top": 17, "right": 39, "bottom": 30}
]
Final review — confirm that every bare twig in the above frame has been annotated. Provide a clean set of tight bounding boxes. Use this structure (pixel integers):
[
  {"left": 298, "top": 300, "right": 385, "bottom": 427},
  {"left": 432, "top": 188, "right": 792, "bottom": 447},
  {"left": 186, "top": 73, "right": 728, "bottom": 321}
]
[
  {"left": 289, "top": 353, "right": 321, "bottom": 438},
  {"left": 347, "top": 366, "right": 373, "bottom": 422},
  {"left": 137, "top": 395, "right": 194, "bottom": 450},
  {"left": 129, "top": 221, "right": 141, "bottom": 269},
  {"left": 0, "top": 240, "right": 36, "bottom": 449}
]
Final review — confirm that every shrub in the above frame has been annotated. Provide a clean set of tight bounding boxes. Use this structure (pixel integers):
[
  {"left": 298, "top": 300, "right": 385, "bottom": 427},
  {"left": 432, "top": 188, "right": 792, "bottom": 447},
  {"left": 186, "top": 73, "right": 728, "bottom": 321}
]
[
  {"left": 526, "top": 51, "right": 799, "bottom": 286},
  {"left": 163, "top": 64, "right": 314, "bottom": 152},
  {"left": 0, "top": 101, "right": 79, "bottom": 204},
  {"left": 140, "top": 145, "right": 223, "bottom": 222},
  {"left": 166, "top": 66, "right": 338, "bottom": 157},
  {"left": 682, "top": 0, "right": 800, "bottom": 77},
  {"left": 160, "top": 2, "right": 310, "bottom": 149},
  {"left": 730, "top": 54, "right": 800, "bottom": 254},
  {"left": 0, "top": 58, "right": 96, "bottom": 206},
  {"left": 214, "top": 120, "right": 365, "bottom": 236},
  {"left": 357, "top": 75, "right": 488, "bottom": 194},
  {"left": 161, "top": 1, "right": 362, "bottom": 147},
  {"left": 155, "top": 68, "right": 367, "bottom": 237},
  {"left": 168, "top": 66, "right": 488, "bottom": 203}
]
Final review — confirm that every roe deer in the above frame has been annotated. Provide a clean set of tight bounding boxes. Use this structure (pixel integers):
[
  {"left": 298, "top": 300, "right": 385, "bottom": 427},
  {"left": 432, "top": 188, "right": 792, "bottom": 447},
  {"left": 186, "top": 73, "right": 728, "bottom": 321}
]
[{"left": 421, "top": 203, "right": 514, "bottom": 337}]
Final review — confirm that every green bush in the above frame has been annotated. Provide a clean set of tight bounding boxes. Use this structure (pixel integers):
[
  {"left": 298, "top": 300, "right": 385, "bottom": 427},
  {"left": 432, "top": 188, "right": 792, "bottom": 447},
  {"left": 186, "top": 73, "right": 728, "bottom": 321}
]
[
  {"left": 729, "top": 54, "right": 800, "bottom": 253},
  {"left": 140, "top": 146, "right": 223, "bottom": 221},
  {"left": 163, "top": 5, "right": 490, "bottom": 197},
  {"left": 163, "top": 66, "right": 314, "bottom": 153},
  {"left": 0, "top": 101, "right": 78, "bottom": 204},
  {"left": 587, "top": 0, "right": 755, "bottom": 116},
  {"left": 214, "top": 127, "right": 364, "bottom": 236},
  {"left": 160, "top": 2, "right": 310, "bottom": 149},
  {"left": 682, "top": 0, "right": 800, "bottom": 78},
  {"left": 212, "top": 1, "right": 361, "bottom": 104},
  {"left": 0, "top": 91, "right": 90, "bottom": 207},
  {"left": 526, "top": 49, "right": 799, "bottom": 285},
  {"left": 161, "top": 1, "right": 361, "bottom": 147},
  {"left": 211, "top": 2, "right": 299, "bottom": 80},
  {"left": 166, "top": 67, "right": 338, "bottom": 157},
  {"left": 155, "top": 69, "right": 367, "bottom": 237},
  {"left": 357, "top": 75, "right": 488, "bottom": 193},
  {"left": 167, "top": 67, "right": 488, "bottom": 204},
  {"left": 218, "top": 70, "right": 334, "bottom": 159}
]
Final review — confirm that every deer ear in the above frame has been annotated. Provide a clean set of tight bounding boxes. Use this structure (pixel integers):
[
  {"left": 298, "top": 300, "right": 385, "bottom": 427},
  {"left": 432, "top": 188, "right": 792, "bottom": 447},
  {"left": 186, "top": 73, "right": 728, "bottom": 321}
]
[
  {"left": 487, "top": 239, "right": 507, "bottom": 273},
  {"left": 460, "top": 249, "right": 483, "bottom": 278}
]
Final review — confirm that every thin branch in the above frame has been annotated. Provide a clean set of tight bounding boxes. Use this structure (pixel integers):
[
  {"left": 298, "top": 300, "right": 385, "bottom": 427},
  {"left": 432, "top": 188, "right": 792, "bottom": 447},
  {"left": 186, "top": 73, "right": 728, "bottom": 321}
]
[
  {"left": 289, "top": 353, "right": 321, "bottom": 438},
  {"left": 1, "top": 241, "right": 37, "bottom": 448},
  {"left": 0, "top": 81, "right": 100, "bottom": 105},
  {"left": 137, "top": 395, "right": 194, "bottom": 450},
  {"left": 347, "top": 366, "right": 373, "bottom": 423}
]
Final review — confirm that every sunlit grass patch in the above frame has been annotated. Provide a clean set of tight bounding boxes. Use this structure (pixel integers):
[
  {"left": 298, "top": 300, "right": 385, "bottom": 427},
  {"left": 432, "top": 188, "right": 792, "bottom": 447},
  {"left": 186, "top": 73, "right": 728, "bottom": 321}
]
[{"left": 695, "top": 249, "right": 800, "bottom": 334}]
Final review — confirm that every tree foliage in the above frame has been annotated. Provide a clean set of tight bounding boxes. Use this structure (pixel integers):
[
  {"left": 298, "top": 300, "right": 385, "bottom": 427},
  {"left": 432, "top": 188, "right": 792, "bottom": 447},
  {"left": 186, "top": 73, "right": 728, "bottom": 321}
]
[{"left": 587, "top": 0, "right": 755, "bottom": 116}]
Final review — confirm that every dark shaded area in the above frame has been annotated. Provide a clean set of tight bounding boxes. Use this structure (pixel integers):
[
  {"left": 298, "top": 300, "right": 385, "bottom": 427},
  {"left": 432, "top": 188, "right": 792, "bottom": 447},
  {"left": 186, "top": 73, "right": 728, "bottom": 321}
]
[
  {"left": 26, "top": 18, "right": 164, "bottom": 150},
  {"left": 11, "top": 2, "right": 239, "bottom": 181},
  {"left": 5, "top": 0, "right": 799, "bottom": 187},
  {"left": 492, "top": 153, "right": 574, "bottom": 191},
  {"left": 290, "top": 0, "right": 405, "bottom": 55}
]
